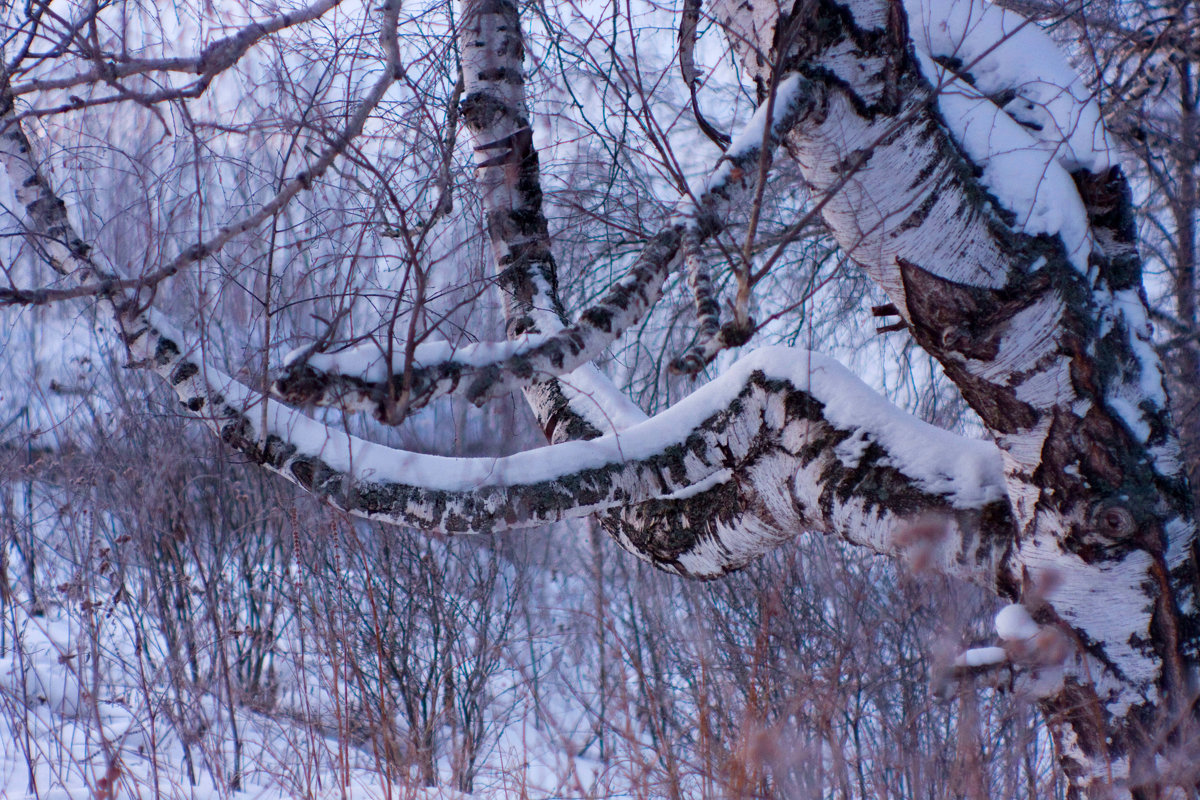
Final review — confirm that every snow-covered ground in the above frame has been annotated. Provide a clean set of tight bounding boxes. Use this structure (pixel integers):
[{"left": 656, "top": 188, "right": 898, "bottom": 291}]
[{"left": 0, "top": 546, "right": 660, "bottom": 800}]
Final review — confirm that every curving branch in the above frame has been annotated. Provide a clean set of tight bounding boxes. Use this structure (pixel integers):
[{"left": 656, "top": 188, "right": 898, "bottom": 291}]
[
  {"left": 678, "top": 0, "right": 731, "bottom": 150},
  {"left": 0, "top": 3, "right": 396, "bottom": 307},
  {"left": 0, "top": 62, "right": 1019, "bottom": 583},
  {"left": 0, "top": 0, "right": 1017, "bottom": 590},
  {"left": 128, "top": 311, "right": 1018, "bottom": 582},
  {"left": 669, "top": 227, "right": 725, "bottom": 374},
  {"left": 273, "top": 224, "right": 686, "bottom": 422},
  {"left": 275, "top": 66, "right": 820, "bottom": 425},
  {"left": 710, "top": 0, "right": 1198, "bottom": 789}
]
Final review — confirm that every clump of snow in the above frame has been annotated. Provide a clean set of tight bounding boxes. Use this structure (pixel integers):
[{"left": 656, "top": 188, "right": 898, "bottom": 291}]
[
  {"left": 995, "top": 603, "right": 1039, "bottom": 641},
  {"left": 768, "top": 349, "right": 1007, "bottom": 509},
  {"left": 556, "top": 362, "right": 649, "bottom": 432},
  {"left": 955, "top": 646, "right": 1007, "bottom": 668},
  {"left": 833, "top": 428, "right": 871, "bottom": 469},
  {"left": 904, "top": 0, "right": 1108, "bottom": 271},
  {"left": 1099, "top": 289, "right": 1168, "bottom": 444},
  {"left": 724, "top": 73, "right": 807, "bottom": 160},
  {"left": 678, "top": 72, "right": 807, "bottom": 219},
  {"left": 905, "top": 0, "right": 1111, "bottom": 172},
  {"left": 915, "top": 50, "right": 1092, "bottom": 270}
]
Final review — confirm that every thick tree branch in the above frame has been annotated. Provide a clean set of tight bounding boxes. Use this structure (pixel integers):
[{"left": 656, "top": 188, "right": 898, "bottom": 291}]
[
  {"left": 128, "top": 315, "right": 1018, "bottom": 581},
  {"left": 7, "top": 0, "right": 343, "bottom": 98},
  {"left": 710, "top": 0, "right": 1199, "bottom": 790},
  {"left": 275, "top": 71, "right": 819, "bottom": 423}
]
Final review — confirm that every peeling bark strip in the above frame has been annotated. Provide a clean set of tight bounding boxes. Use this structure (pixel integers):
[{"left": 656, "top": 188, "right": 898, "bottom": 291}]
[{"left": 710, "top": 0, "right": 1199, "bottom": 791}]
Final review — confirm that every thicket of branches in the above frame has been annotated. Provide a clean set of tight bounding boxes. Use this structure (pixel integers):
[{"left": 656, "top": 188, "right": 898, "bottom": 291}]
[{"left": 1, "top": 0, "right": 1197, "bottom": 796}]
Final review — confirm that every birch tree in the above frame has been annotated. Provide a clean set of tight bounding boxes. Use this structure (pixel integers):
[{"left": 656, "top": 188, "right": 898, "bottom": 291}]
[{"left": 1, "top": 0, "right": 1198, "bottom": 795}]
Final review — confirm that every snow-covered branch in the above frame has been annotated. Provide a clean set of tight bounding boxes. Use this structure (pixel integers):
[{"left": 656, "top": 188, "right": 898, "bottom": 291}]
[
  {"left": 0, "top": 0, "right": 1016, "bottom": 589},
  {"left": 6, "top": 82, "right": 1014, "bottom": 580},
  {"left": 130, "top": 312, "right": 1017, "bottom": 580},
  {"left": 711, "top": 0, "right": 1198, "bottom": 789},
  {"left": 274, "top": 60, "right": 820, "bottom": 425}
]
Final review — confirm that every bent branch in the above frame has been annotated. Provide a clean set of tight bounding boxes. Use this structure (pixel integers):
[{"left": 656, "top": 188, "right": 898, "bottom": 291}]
[
  {"left": 0, "top": 0, "right": 1015, "bottom": 586},
  {"left": 130, "top": 315, "right": 1018, "bottom": 581},
  {"left": 275, "top": 59, "right": 820, "bottom": 425},
  {"left": 711, "top": 0, "right": 1199, "bottom": 789}
]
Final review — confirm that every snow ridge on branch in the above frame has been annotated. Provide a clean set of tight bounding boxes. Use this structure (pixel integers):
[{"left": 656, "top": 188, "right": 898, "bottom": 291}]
[{"left": 131, "top": 312, "right": 1016, "bottom": 579}]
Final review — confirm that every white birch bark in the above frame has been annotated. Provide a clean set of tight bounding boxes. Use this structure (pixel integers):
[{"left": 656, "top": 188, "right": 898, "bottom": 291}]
[
  {"left": 709, "top": 0, "right": 1199, "bottom": 792},
  {"left": 3, "top": 0, "right": 1198, "bottom": 792},
  {"left": 0, "top": 4, "right": 1013, "bottom": 585}
]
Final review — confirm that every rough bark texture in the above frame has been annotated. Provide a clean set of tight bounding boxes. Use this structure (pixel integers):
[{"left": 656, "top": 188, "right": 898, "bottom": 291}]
[{"left": 709, "top": 0, "right": 1199, "bottom": 792}]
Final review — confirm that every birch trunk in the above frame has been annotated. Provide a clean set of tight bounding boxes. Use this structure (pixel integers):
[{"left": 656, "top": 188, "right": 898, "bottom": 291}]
[
  {"left": 2, "top": 0, "right": 1199, "bottom": 793},
  {"left": 709, "top": 0, "right": 1199, "bottom": 793}
]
